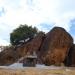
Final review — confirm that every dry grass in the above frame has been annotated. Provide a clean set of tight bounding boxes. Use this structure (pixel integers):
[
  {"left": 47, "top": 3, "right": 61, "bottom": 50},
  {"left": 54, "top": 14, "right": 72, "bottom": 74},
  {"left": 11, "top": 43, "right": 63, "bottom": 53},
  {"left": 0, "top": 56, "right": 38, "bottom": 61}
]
[{"left": 0, "top": 67, "right": 74, "bottom": 75}]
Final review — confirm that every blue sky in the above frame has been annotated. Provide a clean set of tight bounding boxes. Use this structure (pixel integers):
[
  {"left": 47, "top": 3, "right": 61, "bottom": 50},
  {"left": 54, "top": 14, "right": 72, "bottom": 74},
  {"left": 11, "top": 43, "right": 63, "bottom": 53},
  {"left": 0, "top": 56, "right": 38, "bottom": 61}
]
[{"left": 0, "top": 0, "right": 75, "bottom": 45}]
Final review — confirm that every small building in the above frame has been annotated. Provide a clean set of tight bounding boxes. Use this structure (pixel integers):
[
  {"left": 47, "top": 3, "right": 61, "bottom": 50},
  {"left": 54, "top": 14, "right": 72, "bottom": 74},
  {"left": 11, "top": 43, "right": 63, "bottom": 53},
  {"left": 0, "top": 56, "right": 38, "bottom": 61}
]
[{"left": 23, "top": 55, "right": 37, "bottom": 67}]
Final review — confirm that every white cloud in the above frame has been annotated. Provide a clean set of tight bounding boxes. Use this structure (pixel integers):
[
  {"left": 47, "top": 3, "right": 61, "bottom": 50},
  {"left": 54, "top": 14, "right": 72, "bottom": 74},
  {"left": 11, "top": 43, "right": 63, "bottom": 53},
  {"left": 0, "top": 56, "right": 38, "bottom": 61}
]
[
  {"left": 0, "top": 38, "right": 10, "bottom": 46},
  {"left": 0, "top": 0, "right": 60, "bottom": 25},
  {"left": 0, "top": 0, "right": 72, "bottom": 29}
]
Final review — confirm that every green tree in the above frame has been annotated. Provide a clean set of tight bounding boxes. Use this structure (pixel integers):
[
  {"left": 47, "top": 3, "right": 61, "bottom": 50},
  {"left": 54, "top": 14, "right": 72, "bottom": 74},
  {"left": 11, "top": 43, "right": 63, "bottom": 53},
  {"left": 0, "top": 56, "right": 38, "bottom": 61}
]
[{"left": 10, "top": 24, "right": 38, "bottom": 45}]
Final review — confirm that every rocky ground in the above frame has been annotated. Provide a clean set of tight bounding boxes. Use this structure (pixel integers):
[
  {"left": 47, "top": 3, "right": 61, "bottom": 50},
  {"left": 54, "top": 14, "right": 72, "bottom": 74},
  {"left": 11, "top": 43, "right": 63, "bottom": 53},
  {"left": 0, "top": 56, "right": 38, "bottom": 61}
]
[{"left": 0, "top": 67, "right": 75, "bottom": 75}]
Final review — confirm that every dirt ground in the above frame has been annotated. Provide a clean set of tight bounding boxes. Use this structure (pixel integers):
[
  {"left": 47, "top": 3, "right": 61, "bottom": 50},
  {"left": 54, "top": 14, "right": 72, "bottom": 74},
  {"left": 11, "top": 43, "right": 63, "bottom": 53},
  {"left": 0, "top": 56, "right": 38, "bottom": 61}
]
[{"left": 0, "top": 67, "right": 75, "bottom": 75}]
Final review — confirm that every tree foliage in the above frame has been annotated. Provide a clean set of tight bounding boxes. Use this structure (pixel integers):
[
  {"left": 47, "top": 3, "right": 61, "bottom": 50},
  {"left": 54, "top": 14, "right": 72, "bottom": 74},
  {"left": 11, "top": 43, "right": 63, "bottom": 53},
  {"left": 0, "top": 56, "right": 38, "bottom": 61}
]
[{"left": 10, "top": 24, "right": 38, "bottom": 45}]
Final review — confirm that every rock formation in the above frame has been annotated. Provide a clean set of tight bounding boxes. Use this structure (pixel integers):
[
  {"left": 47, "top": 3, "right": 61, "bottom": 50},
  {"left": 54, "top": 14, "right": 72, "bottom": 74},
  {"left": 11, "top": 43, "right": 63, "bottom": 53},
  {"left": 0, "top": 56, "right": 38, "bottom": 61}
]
[
  {"left": 0, "top": 27, "right": 74, "bottom": 66},
  {"left": 64, "top": 44, "right": 75, "bottom": 67},
  {"left": 0, "top": 32, "right": 45, "bottom": 65},
  {"left": 38, "top": 27, "right": 73, "bottom": 66},
  {"left": 0, "top": 47, "right": 16, "bottom": 65}
]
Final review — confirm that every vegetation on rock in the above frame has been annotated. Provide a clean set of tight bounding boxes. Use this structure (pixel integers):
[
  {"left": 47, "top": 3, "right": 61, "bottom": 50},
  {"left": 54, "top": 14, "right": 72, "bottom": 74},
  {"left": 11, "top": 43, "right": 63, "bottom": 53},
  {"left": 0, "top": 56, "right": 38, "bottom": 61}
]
[{"left": 10, "top": 24, "right": 38, "bottom": 45}]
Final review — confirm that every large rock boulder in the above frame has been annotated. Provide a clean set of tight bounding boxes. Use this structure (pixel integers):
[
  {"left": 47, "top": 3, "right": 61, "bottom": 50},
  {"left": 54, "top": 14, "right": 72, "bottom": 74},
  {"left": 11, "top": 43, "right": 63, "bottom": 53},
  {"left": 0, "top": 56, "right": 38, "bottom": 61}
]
[
  {"left": 16, "top": 32, "right": 45, "bottom": 57},
  {"left": 64, "top": 44, "right": 75, "bottom": 67},
  {"left": 0, "top": 32, "right": 45, "bottom": 65},
  {"left": 39, "top": 27, "right": 73, "bottom": 66},
  {"left": 0, "top": 47, "right": 16, "bottom": 65}
]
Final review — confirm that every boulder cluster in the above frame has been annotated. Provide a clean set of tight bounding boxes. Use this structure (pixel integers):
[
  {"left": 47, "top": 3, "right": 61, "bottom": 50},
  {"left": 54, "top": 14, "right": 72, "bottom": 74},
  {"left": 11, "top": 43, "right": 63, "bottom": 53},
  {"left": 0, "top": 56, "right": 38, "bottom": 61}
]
[{"left": 0, "top": 27, "right": 75, "bottom": 66}]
